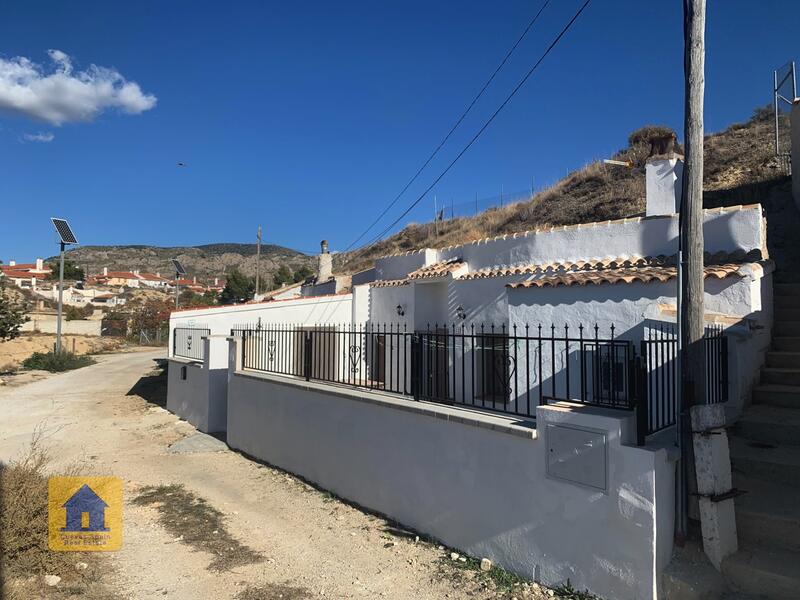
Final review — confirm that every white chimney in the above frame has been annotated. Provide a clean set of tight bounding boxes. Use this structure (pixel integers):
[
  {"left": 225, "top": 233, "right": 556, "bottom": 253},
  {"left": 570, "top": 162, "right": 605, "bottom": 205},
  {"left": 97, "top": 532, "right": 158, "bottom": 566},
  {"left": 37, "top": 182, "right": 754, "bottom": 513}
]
[
  {"left": 103, "top": 267, "right": 108, "bottom": 276},
  {"left": 8, "top": 260, "right": 15, "bottom": 267},
  {"left": 36, "top": 258, "right": 44, "bottom": 271},
  {"left": 646, "top": 157, "right": 683, "bottom": 216},
  {"left": 645, "top": 133, "right": 683, "bottom": 217},
  {"left": 133, "top": 269, "right": 140, "bottom": 276},
  {"left": 317, "top": 239, "right": 332, "bottom": 282}
]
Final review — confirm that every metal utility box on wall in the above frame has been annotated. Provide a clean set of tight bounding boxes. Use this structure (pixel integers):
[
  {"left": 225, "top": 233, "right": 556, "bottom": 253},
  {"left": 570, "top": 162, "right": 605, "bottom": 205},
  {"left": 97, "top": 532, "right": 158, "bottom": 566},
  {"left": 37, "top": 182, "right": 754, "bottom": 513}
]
[{"left": 545, "top": 423, "right": 608, "bottom": 492}]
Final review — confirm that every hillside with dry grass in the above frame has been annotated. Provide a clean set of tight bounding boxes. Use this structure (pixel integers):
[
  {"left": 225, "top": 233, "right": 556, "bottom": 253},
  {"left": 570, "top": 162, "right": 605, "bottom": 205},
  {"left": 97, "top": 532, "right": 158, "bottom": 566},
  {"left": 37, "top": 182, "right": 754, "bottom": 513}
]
[{"left": 340, "top": 106, "right": 789, "bottom": 274}]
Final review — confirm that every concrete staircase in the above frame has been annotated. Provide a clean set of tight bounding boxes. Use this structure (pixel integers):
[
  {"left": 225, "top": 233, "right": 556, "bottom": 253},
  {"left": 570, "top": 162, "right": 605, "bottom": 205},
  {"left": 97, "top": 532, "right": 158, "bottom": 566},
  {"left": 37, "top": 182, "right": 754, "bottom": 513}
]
[{"left": 722, "top": 282, "right": 800, "bottom": 598}]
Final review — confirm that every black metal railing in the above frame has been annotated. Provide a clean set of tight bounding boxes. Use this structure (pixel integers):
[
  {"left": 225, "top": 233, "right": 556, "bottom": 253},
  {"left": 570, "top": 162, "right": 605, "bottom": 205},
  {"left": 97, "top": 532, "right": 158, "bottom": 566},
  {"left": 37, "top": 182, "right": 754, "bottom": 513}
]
[
  {"left": 233, "top": 322, "right": 729, "bottom": 444},
  {"left": 173, "top": 327, "right": 210, "bottom": 361},
  {"left": 641, "top": 325, "right": 728, "bottom": 435},
  {"left": 236, "top": 323, "right": 638, "bottom": 419}
]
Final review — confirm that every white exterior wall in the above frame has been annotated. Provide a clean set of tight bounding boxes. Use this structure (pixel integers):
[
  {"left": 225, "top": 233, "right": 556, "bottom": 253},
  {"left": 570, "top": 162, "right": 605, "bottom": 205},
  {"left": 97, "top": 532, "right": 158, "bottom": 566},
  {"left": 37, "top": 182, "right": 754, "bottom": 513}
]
[
  {"left": 21, "top": 318, "right": 102, "bottom": 336},
  {"left": 366, "top": 207, "right": 764, "bottom": 282},
  {"left": 435, "top": 206, "right": 763, "bottom": 273},
  {"left": 166, "top": 335, "right": 229, "bottom": 433},
  {"left": 169, "top": 293, "right": 355, "bottom": 358},
  {"left": 226, "top": 358, "right": 675, "bottom": 600},
  {"left": 374, "top": 249, "right": 437, "bottom": 280}
]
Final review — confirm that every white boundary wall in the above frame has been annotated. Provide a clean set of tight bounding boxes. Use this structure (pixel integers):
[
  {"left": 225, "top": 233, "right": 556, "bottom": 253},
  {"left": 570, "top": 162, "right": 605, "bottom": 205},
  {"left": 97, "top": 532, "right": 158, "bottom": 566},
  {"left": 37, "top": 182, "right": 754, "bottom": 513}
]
[
  {"left": 167, "top": 335, "right": 229, "bottom": 433},
  {"left": 169, "top": 293, "right": 359, "bottom": 358},
  {"left": 226, "top": 342, "right": 675, "bottom": 600},
  {"left": 21, "top": 318, "right": 102, "bottom": 336},
  {"left": 375, "top": 206, "right": 764, "bottom": 281}
]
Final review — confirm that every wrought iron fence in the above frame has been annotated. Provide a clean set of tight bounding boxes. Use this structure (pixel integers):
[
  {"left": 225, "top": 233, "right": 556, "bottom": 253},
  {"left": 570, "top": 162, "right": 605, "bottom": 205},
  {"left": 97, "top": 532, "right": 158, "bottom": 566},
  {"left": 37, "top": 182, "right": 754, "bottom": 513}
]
[
  {"left": 641, "top": 324, "right": 728, "bottom": 435},
  {"left": 173, "top": 327, "right": 210, "bottom": 361},
  {"left": 235, "top": 323, "right": 637, "bottom": 418}
]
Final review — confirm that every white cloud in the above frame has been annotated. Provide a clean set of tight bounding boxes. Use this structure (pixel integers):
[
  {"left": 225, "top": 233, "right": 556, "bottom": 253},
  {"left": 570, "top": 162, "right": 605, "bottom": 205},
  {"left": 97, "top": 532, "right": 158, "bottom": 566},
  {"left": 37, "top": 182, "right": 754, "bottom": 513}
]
[
  {"left": 0, "top": 49, "right": 157, "bottom": 125},
  {"left": 22, "top": 131, "right": 55, "bottom": 142}
]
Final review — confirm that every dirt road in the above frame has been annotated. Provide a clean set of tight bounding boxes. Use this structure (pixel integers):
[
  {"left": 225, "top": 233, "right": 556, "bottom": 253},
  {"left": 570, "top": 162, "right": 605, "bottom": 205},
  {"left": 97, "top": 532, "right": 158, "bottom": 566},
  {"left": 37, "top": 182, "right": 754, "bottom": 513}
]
[{"left": 0, "top": 351, "right": 558, "bottom": 600}]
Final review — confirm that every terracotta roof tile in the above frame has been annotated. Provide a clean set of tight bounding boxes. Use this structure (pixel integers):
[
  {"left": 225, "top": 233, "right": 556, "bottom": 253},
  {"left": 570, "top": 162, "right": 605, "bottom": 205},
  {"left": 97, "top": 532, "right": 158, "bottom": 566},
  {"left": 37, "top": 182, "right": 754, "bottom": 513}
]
[
  {"left": 506, "top": 253, "right": 766, "bottom": 290},
  {"left": 370, "top": 279, "right": 410, "bottom": 288},
  {"left": 408, "top": 258, "right": 466, "bottom": 280},
  {"left": 461, "top": 250, "right": 762, "bottom": 281}
]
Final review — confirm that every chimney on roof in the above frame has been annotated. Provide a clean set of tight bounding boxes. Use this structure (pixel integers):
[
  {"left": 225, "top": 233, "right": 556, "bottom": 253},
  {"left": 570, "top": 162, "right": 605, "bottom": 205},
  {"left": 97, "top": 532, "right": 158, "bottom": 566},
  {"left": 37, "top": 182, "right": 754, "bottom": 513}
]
[
  {"left": 317, "top": 240, "right": 332, "bottom": 282},
  {"left": 193, "top": 276, "right": 197, "bottom": 284},
  {"left": 134, "top": 269, "right": 140, "bottom": 276},
  {"left": 103, "top": 267, "right": 108, "bottom": 276},
  {"left": 214, "top": 277, "right": 219, "bottom": 285},
  {"left": 35, "top": 258, "right": 44, "bottom": 271},
  {"left": 156, "top": 271, "right": 161, "bottom": 277},
  {"left": 645, "top": 133, "right": 683, "bottom": 217},
  {"left": 8, "top": 260, "right": 15, "bottom": 267}
]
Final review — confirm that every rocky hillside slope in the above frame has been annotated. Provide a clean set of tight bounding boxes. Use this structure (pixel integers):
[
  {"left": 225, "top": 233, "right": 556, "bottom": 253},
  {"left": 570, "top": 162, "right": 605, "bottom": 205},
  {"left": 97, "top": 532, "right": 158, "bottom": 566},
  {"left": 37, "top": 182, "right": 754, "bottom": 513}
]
[
  {"left": 339, "top": 106, "right": 789, "bottom": 274},
  {"left": 53, "top": 243, "right": 314, "bottom": 283}
]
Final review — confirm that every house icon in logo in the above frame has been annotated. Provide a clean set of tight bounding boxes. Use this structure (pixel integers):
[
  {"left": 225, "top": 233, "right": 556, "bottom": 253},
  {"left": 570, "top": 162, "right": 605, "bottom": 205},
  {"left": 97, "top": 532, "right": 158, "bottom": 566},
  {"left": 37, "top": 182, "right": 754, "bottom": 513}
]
[{"left": 61, "top": 484, "right": 109, "bottom": 532}]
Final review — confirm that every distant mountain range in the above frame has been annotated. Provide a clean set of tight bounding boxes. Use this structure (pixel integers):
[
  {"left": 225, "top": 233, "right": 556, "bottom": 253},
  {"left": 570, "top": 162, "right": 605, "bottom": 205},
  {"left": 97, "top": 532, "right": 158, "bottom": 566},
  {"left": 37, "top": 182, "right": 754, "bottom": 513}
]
[{"left": 51, "top": 243, "right": 315, "bottom": 283}]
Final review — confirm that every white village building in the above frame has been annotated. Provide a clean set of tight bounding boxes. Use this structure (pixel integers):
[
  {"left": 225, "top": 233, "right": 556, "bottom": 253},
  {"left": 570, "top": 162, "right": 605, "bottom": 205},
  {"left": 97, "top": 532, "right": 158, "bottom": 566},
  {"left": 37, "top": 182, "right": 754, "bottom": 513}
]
[{"left": 166, "top": 155, "right": 776, "bottom": 600}]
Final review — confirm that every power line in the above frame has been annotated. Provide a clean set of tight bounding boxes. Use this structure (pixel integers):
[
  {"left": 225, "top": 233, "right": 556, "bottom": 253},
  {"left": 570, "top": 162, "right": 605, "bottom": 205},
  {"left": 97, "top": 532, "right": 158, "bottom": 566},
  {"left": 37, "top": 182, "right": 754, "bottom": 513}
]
[
  {"left": 356, "top": 0, "right": 594, "bottom": 254},
  {"left": 343, "top": 0, "right": 553, "bottom": 252}
]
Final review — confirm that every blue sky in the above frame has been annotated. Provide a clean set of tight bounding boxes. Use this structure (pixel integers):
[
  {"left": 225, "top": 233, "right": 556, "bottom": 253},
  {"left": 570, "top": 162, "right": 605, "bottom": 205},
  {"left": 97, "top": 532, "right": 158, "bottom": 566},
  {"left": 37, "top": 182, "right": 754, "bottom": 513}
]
[{"left": 1, "top": 0, "right": 798, "bottom": 263}]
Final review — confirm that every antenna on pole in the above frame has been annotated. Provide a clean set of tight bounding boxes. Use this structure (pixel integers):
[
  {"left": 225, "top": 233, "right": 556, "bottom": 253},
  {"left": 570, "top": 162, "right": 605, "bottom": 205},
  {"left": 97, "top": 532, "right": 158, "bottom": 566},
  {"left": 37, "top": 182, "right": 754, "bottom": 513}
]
[{"left": 50, "top": 218, "right": 79, "bottom": 354}]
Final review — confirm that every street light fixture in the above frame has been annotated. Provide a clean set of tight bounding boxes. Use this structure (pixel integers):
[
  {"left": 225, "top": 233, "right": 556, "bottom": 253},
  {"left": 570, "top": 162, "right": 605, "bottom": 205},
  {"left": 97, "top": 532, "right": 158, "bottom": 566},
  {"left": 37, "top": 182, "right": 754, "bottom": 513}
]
[{"left": 50, "top": 218, "right": 79, "bottom": 354}]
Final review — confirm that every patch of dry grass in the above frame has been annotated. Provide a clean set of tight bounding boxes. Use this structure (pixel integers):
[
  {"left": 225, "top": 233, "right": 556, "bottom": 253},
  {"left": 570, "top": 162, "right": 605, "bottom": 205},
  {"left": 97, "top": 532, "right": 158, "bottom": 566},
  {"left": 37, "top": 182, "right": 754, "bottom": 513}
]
[
  {"left": 235, "top": 583, "right": 312, "bottom": 600},
  {"left": 132, "top": 483, "right": 262, "bottom": 572},
  {"left": 0, "top": 434, "right": 120, "bottom": 599}
]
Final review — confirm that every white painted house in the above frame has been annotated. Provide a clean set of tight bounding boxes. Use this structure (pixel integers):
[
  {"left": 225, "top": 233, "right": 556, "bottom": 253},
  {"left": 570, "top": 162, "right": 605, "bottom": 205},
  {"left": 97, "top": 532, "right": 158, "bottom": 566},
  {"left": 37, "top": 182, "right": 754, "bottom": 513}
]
[{"left": 166, "top": 156, "right": 773, "bottom": 599}]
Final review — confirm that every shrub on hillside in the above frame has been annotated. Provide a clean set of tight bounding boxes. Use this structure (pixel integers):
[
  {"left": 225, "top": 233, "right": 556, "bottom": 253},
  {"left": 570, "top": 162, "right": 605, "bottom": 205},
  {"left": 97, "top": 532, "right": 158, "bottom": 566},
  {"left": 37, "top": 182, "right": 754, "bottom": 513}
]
[
  {"left": 22, "top": 351, "right": 95, "bottom": 372},
  {"left": 65, "top": 304, "right": 94, "bottom": 321}
]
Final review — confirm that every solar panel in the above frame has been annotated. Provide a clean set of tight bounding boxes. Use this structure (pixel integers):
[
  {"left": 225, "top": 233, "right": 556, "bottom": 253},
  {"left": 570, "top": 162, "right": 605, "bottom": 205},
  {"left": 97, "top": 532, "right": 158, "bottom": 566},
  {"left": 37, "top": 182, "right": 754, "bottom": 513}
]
[
  {"left": 51, "top": 218, "right": 78, "bottom": 244},
  {"left": 171, "top": 258, "right": 186, "bottom": 276}
]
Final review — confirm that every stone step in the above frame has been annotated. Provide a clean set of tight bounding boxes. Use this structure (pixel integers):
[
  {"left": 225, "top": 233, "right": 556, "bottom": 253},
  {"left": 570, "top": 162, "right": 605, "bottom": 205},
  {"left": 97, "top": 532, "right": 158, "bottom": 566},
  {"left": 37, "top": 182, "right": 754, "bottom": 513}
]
[
  {"left": 752, "top": 384, "right": 800, "bottom": 408},
  {"left": 722, "top": 544, "right": 800, "bottom": 599},
  {"left": 775, "top": 307, "right": 800, "bottom": 321},
  {"left": 734, "top": 405, "right": 800, "bottom": 446},
  {"left": 734, "top": 475, "right": 800, "bottom": 552},
  {"left": 775, "top": 282, "right": 800, "bottom": 296},
  {"left": 765, "top": 351, "right": 800, "bottom": 369},
  {"left": 772, "top": 337, "right": 800, "bottom": 352},
  {"left": 729, "top": 436, "right": 800, "bottom": 487},
  {"left": 772, "top": 321, "right": 800, "bottom": 337},
  {"left": 761, "top": 368, "right": 800, "bottom": 387}
]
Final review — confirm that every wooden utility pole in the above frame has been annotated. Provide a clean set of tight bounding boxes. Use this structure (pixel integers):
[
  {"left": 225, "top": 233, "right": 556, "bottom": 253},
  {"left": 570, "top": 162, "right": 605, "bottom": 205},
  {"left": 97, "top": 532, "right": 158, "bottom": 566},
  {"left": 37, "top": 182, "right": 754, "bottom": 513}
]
[
  {"left": 255, "top": 225, "right": 262, "bottom": 297},
  {"left": 677, "top": 0, "right": 707, "bottom": 541}
]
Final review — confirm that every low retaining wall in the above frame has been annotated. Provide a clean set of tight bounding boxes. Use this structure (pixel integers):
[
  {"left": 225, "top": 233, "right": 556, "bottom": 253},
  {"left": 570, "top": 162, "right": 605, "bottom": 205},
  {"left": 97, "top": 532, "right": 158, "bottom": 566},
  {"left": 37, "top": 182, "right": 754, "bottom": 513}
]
[
  {"left": 21, "top": 318, "right": 102, "bottom": 336},
  {"left": 226, "top": 342, "right": 675, "bottom": 600},
  {"left": 166, "top": 336, "right": 229, "bottom": 433}
]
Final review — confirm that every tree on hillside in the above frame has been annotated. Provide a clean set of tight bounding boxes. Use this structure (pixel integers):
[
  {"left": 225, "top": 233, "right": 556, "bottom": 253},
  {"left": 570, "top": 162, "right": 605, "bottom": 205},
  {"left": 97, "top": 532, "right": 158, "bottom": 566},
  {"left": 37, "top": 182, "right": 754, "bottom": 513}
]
[
  {"left": 272, "top": 265, "right": 293, "bottom": 287},
  {"left": 179, "top": 289, "right": 219, "bottom": 308},
  {"left": 293, "top": 265, "right": 314, "bottom": 283},
  {"left": 46, "top": 260, "right": 84, "bottom": 281},
  {"left": 0, "top": 289, "right": 28, "bottom": 342},
  {"left": 219, "top": 268, "right": 254, "bottom": 304},
  {"left": 128, "top": 298, "right": 172, "bottom": 339}
]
